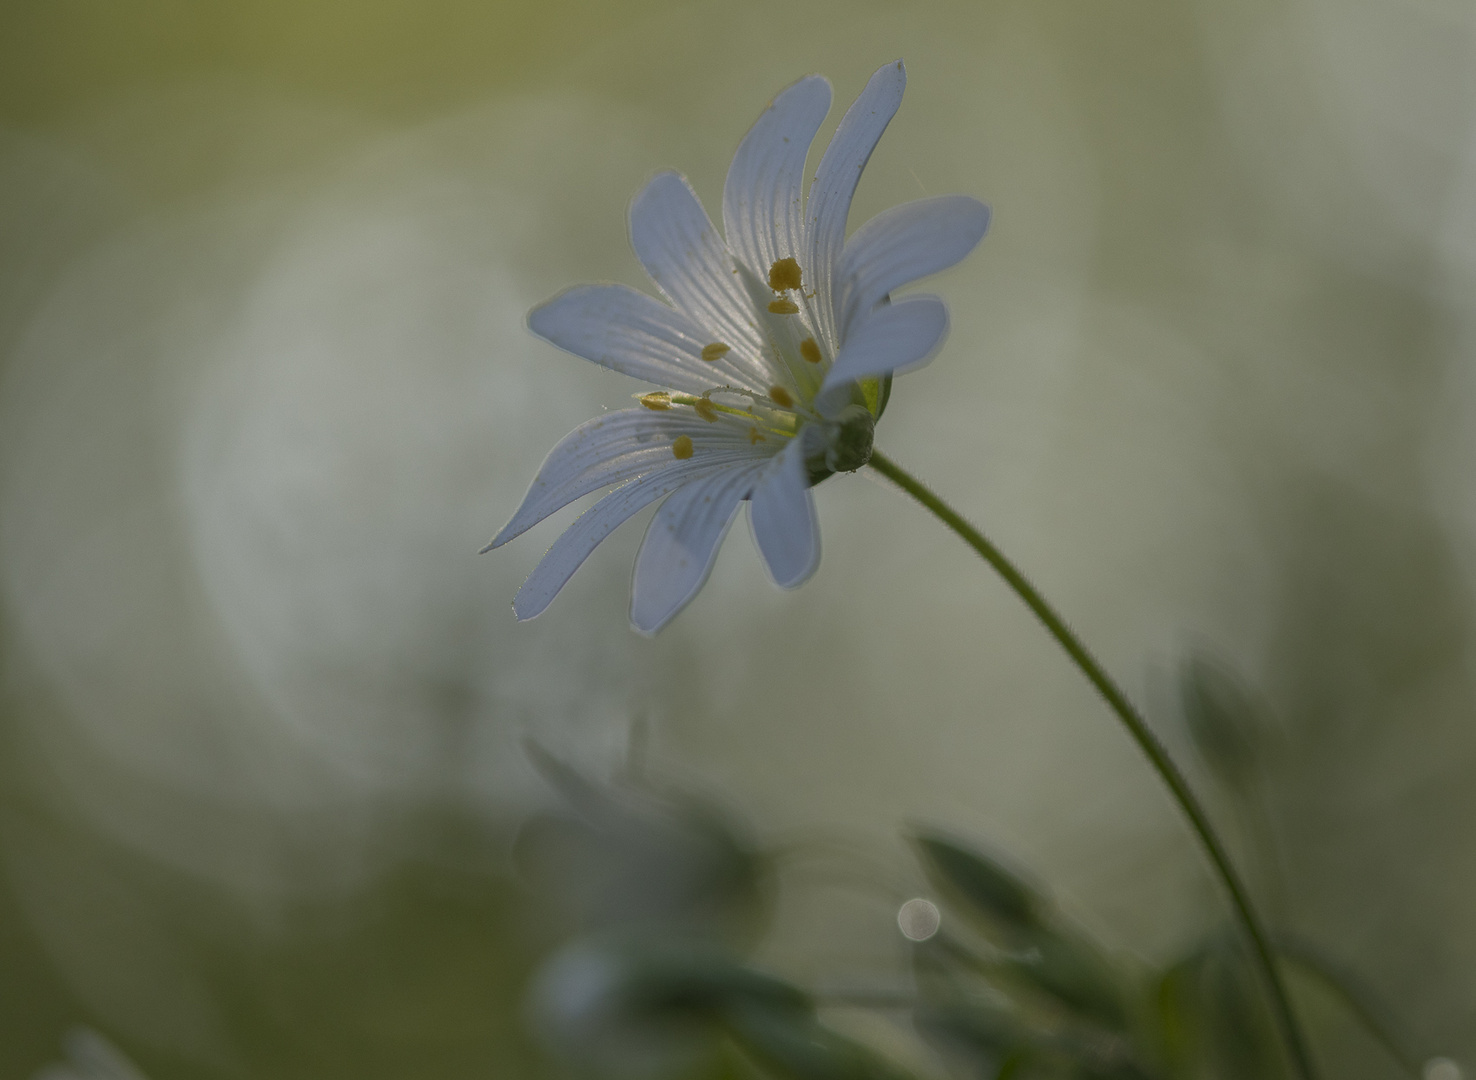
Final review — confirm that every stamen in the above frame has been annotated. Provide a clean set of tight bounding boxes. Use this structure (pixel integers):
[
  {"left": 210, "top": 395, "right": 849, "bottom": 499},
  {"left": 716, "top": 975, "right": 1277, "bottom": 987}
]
[
  {"left": 769, "top": 386, "right": 794, "bottom": 408},
  {"left": 768, "top": 257, "right": 802, "bottom": 292},
  {"left": 800, "top": 337, "right": 822, "bottom": 364},
  {"left": 701, "top": 342, "right": 730, "bottom": 363},
  {"left": 672, "top": 435, "right": 694, "bottom": 459},
  {"left": 768, "top": 298, "right": 799, "bottom": 315},
  {"left": 639, "top": 392, "right": 672, "bottom": 410},
  {"left": 748, "top": 427, "right": 766, "bottom": 444},
  {"left": 692, "top": 397, "right": 719, "bottom": 423}
]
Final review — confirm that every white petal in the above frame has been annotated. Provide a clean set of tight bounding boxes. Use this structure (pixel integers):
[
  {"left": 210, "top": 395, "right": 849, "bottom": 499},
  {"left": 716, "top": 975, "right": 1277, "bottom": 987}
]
[
  {"left": 837, "top": 195, "right": 989, "bottom": 339},
  {"left": 818, "top": 296, "right": 949, "bottom": 408},
  {"left": 806, "top": 60, "right": 907, "bottom": 353},
  {"left": 513, "top": 461, "right": 729, "bottom": 621},
  {"left": 629, "top": 462, "right": 768, "bottom": 634},
  {"left": 722, "top": 75, "right": 831, "bottom": 283},
  {"left": 747, "top": 438, "right": 820, "bottom": 589},
  {"left": 629, "top": 171, "right": 773, "bottom": 393},
  {"left": 527, "top": 284, "right": 717, "bottom": 394},
  {"left": 489, "top": 409, "right": 759, "bottom": 548}
]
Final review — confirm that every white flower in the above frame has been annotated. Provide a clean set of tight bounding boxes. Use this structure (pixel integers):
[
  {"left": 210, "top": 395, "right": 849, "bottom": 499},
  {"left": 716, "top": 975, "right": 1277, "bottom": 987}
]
[{"left": 489, "top": 60, "right": 989, "bottom": 634}]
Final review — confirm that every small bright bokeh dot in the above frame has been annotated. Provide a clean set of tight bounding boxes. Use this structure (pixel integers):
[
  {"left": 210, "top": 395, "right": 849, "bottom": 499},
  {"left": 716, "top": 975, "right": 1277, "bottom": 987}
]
[
  {"left": 1426, "top": 1059, "right": 1463, "bottom": 1080},
  {"left": 897, "top": 898, "right": 941, "bottom": 941}
]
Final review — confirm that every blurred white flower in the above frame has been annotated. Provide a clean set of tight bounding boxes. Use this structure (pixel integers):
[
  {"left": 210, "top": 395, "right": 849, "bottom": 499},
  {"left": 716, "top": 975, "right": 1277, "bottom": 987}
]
[{"left": 489, "top": 60, "right": 989, "bottom": 633}]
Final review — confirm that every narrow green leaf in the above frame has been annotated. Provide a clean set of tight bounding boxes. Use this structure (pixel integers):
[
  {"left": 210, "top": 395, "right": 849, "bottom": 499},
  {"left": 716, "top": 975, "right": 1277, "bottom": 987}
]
[
  {"left": 910, "top": 830, "right": 1046, "bottom": 937},
  {"left": 1178, "top": 655, "right": 1264, "bottom": 788},
  {"left": 1006, "top": 933, "right": 1127, "bottom": 1031},
  {"left": 725, "top": 1004, "right": 914, "bottom": 1080}
]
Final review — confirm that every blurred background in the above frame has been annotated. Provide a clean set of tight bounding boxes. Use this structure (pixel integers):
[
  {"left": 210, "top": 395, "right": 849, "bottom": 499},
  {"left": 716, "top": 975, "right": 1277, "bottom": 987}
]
[{"left": 2, "top": 0, "right": 1476, "bottom": 1076}]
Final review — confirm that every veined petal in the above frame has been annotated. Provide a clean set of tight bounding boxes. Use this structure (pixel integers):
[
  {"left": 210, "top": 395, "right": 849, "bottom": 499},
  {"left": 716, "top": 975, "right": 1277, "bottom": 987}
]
[
  {"left": 806, "top": 59, "right": 907, "bottom": 355},
  {"left": 818, "top": 295, "right": 949, "bottom": 409},
  {"left": 629, "top": 171, "right": 772, "bottom": 393},
  {"left": 528, "top": 284, "right": 717, "bottom": 395},
  {"left": 630, "top": 462, "right": 768, "bottom": 634},
  {"left": 513, "top": 460, "right": 732, "bottom": 621},
  {"left": 722, "top": 75, "right": 831, "bottom": 283},
  {"left": 489, "top": 408, "right": 762, "bottom": 549},
  {"left": 837, "top": 195, "right": 989, "bottom": 339},
  {"left": 747, "top": 437, "right": 820, "bottom": 589}
]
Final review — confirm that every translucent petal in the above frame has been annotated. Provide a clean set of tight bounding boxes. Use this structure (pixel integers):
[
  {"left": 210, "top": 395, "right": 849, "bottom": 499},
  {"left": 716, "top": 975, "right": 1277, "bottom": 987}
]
[
  {"left": 629, "top": 462, "right": 768, "bottom": 634},
  {"left": 489, "top": 408, "right": 759, "bottom": 548},
  {"left": 747, "top": 438, "right": 820, "bottom": 589},
  {"left": 806, "top": 60, "right": 907, "bottom": 354},
  {"left": 513, "top": 461, "right": 730, "bottom": 621},
  {"left": 629, "top": 171, "right": 773, "bottom": 392},
  {"left": 722, "top": 75, "right": 831, "bottom": 283},
  {"left": 527, "top": 284, "right": 717, "bottom": 394},
  {"left": 837, "top": 195, "right": 990, "bottom": 339},
  {"left": 818, "top": 295, "right": 949, "bottom": 410}
]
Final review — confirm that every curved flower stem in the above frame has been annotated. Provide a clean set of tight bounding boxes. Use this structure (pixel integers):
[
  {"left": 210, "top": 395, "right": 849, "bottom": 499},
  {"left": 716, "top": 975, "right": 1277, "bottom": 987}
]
[{"left": 867, "top": 447, "right": 1317, "bottom": 1080}]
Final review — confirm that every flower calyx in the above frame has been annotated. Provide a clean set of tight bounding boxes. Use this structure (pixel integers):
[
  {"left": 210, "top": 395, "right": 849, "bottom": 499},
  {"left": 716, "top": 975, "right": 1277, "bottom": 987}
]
[{"left": 805, "top": 404, "right": 875, "bottom": 486}]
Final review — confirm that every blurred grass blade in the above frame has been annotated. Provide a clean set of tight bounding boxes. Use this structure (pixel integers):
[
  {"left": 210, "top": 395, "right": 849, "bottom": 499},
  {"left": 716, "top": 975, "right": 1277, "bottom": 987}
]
[
  {"left": 913, "top": 1001, "right": 1033, "bottom": 1077},
  {"left": 909, "top": 830, "right": 1046, "bottom": 937},
  {"left": 1007, "top": 933, "right": 1127, "bottom": 1031},
  {"left": 1155, "top": 954, "right": 1200, "bottom": 1074},
  {"left": 724, "top": 1005, "right": 915, "bottom": 1080},
  {"left": 1178, "top": 654, "right": 1265, "bottom": 789},
  {"left": 523, "top": 738, "right": 618, "bottom": 819},
  {"left": 1156, "top": 938, "right": 1285, "bottom": 1080},
  {"left": 1275, "top": 936, "right": 1421, "bottom": 1078}
]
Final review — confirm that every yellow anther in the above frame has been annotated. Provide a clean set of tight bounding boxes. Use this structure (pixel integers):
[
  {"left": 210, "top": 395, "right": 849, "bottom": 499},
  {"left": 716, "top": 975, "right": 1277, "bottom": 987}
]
[
  {"left": 768, "top": 257, "right": 802, "bottom": 292},
  {"left": 639, "top": 392, "right": 672, "bottom": 410},
  {"left": 701, "top": 342, "right": 730, "bottom": 363},
  {"left": 748, "top": 427, "right": 766, "bottom": 444},
  {"left": 769, "top": 386, "right": 794, "bottom": 408},
  {"left": 672, "top": 435, "right": 694, "bottom": 459},
  {"left": 800, "top": 337, "right": 822, "bottom": 364},
  {"left": 768, "top": 298, "right": 799, "bottom": 315},
  {"left": 692, "top": 397, "right": 718, "bottom": 422}
]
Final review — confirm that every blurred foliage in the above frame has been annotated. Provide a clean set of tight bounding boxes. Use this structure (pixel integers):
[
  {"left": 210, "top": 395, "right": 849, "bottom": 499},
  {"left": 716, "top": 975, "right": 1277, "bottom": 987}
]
[
  {"left": 517, "top": 746, "right": 909, "bottom": 1080},
  {"left": 3, "top": 0, "right": 1476, "bottom": 1076},
  {"left": 512, "top": 742, "right": 1423, "bottom": 1080}
]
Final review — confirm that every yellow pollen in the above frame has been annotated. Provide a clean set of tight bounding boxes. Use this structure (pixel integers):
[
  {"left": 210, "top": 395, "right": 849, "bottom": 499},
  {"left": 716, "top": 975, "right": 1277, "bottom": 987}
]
[
  {"left": 639, "top": 392, "right": 671, "bottom": 410},
  {"left": 672, "top": 435, "right": 694, "bottom": 459},
  {"left": 768, "top": 257, "right": 802, "bottom": 292},
  {"left": 769, "top": 386, "right": 794, "bottom": 408},
  {"left": 800, "top": 337, "right": 822, "bottom": 364},
  {"left": 693, "top": 397, "right": 719, "bottom": 422},
  {"left": 748, "top": 427, "right": 765, "bottom": 444},
  {"left": 768, "top": 298, "right": 799, "bottom": 315},
  {"left": 701, "top": 342, "right": 730, "bottom": 363}
]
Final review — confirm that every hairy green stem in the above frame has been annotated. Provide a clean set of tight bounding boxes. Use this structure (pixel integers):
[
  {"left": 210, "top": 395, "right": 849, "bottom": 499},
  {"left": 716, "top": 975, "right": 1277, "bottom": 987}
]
[{"left": 867, "top": 447, "right": 1317, "bottom": 1080}]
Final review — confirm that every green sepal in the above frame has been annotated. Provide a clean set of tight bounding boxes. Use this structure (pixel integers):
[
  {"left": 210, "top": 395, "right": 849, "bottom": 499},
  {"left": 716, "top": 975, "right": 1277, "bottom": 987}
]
[{"left": 860, "top": 374, "right": 894, "bottom": 419}]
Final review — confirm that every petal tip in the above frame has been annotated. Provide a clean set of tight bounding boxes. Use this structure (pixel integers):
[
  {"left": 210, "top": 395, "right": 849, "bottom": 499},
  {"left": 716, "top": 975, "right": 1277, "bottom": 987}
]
[
  {"left": 628, "top": 602, "right": 669, "bottom": 636},
  {"left": 772, "top": 549, "right": 820, "bottom": 590},
  {"left": 512, "top": 593, "right": 545, "bottom": 622},
  {"left": 968, "top": 198, "right": 993, "bottom": 240}
]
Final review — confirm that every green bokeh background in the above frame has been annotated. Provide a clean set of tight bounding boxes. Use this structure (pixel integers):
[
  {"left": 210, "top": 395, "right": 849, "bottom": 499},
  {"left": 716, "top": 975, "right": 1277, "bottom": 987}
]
[{"left": 3, "top": 1, "right": 1476, "bottom": 1076}]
